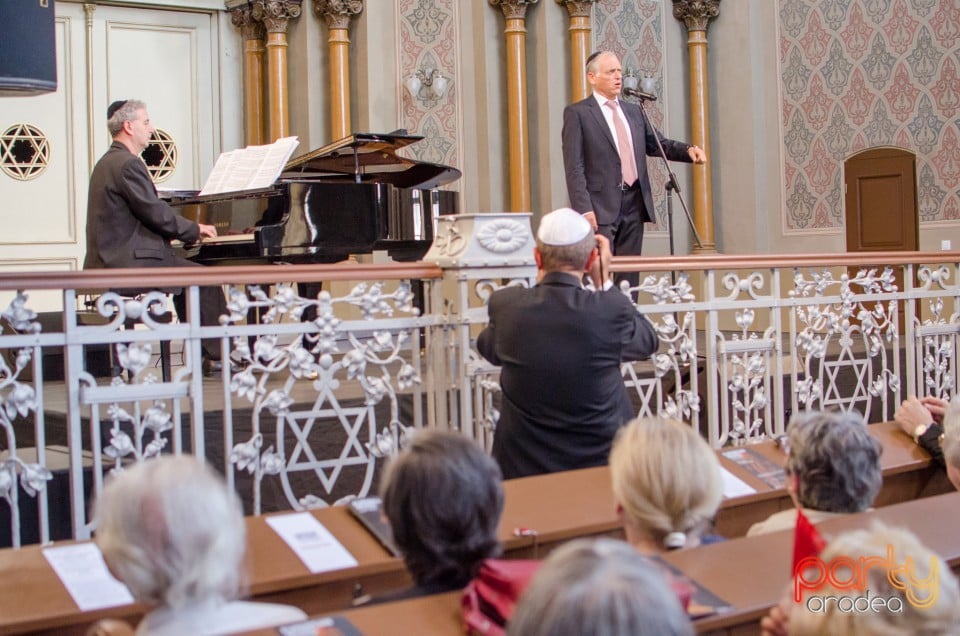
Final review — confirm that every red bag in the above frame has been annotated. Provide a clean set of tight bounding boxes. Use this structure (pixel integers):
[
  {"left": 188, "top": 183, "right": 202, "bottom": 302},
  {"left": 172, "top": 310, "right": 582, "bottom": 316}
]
[{"left": 461, "top": 559, "right": 541, "bottom": 636}]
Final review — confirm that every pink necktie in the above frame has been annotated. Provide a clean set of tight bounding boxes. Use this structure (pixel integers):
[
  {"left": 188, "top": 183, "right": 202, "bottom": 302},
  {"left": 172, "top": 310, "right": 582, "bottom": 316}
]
[{"left": 606, "top": 100, "right": 638, "bottom": 186}]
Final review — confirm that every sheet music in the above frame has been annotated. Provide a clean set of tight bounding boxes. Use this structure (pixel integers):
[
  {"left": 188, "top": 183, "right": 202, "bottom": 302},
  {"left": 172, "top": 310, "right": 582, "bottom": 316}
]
[
  {"left": 42, "top": 543, "right": 135, "bottom": 611},
  {"left": 266, "top": 512, "right": 358, "bottom": 573},
  {"left": 199, "top": 136, "right": 299, "bottom": 196},
  {"left": 720, "top": 466, "right": 757, "bottom": 498}
]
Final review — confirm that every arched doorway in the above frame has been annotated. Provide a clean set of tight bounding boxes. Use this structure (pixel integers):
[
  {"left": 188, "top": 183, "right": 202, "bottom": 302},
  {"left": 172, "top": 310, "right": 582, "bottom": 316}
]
[
  {"left": 844, "top": 147, "right": 918, "bottom": 253},
  {"left": 844, "top": 147, "right": 918, "bottom": 335}
]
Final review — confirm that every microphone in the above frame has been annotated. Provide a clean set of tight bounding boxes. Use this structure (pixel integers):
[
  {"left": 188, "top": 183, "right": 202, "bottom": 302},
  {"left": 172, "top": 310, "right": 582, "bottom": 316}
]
[{"left": 622, "top": 87, "right": 657, "bottom": 101}]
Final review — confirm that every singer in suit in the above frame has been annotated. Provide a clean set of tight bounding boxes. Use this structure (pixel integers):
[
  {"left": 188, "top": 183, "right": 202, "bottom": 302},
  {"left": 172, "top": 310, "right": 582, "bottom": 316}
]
[
  {"left": 477, "top": 208, "right": 659, "bottom": 479},
  {"left": 562, "top": 51, "right": 706, "bottom": 279}
]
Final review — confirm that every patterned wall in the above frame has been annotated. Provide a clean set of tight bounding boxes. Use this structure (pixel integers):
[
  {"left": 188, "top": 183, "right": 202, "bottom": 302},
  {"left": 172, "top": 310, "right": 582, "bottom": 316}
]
[
  {"left": 397, "top": 0, "right": 460, "bottom": 184},
  {"left": 780, "top": 0, "right": 960, "bottom": 230},
  {"left": 595, "top": 0, "right": 671, "bottom": 229}
]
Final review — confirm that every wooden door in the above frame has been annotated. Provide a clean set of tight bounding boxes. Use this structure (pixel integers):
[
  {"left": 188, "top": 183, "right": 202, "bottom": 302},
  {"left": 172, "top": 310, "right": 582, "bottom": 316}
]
[
  {"left": 844, "top": 147, "right": 918, "bottom": 334},
  {"left": 845, "top": 148, "right": 918, "bottom": 253},
  {"left": 0, "top": 2, "right": 223, "bottom": 311}
]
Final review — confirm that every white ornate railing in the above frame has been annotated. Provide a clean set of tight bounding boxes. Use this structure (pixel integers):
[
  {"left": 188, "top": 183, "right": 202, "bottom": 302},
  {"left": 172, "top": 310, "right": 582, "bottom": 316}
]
[{"left": 1, "top": 212, "right": 958, "bottom": 547}]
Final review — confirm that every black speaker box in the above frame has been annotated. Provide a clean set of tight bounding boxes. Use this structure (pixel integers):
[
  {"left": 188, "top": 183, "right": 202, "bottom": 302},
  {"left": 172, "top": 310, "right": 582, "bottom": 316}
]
[{"left": 0, "top": 2, "right": 57, "bottom": 96}]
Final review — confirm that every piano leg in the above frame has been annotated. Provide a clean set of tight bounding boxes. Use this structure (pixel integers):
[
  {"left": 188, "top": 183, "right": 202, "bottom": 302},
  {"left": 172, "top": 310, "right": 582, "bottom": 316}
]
[{"left": 298, "top": 281, "right": 323, "bottom": 323}]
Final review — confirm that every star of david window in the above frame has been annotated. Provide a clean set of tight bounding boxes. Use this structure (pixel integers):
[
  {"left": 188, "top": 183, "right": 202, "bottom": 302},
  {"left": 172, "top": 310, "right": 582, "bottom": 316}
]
[
  {"left": 0, "top": 123, "right": 50, "bottom": 181},
  {"left": 141, "top": 128, "right": 177, "bottom": 183}
]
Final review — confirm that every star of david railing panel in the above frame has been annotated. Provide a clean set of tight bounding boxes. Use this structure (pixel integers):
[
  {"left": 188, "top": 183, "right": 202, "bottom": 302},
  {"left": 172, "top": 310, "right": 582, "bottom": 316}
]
[{"left": 3, "top": 236, "right": 960, "bottom": 547}]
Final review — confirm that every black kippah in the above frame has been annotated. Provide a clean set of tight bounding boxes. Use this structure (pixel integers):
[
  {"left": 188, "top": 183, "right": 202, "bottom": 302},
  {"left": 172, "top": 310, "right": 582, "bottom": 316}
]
[{"left": 107, "top": 100, "right": 128, "bottom": 120}]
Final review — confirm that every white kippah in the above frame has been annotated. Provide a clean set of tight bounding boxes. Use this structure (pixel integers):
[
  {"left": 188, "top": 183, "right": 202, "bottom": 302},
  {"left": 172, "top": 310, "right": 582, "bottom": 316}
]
[{"left": 537, "top": 207, "right": 592, "bottom": 246}]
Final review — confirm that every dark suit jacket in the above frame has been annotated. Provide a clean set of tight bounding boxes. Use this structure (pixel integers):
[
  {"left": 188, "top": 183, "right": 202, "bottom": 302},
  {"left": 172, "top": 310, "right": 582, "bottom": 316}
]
[
  {"left": 477, "top": 272, "right": 659, "bottom": 479},
  {"left": 84, "top": 141, "right": 198, "bottom": 270},
  {"left": 562, "top": 94, "right": 693, "bottom": 226}
]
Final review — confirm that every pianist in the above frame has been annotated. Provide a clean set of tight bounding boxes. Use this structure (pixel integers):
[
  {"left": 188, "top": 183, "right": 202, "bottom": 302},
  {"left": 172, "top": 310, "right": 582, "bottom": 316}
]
[{"left": 83, "top": 99, "right": 230, "bottom": 375}]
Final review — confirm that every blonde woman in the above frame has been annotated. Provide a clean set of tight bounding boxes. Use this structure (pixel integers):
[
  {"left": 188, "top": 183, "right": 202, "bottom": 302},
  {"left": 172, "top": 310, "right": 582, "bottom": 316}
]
[{"left": 609, "top": 417, "right": 723, "bottom": 555}]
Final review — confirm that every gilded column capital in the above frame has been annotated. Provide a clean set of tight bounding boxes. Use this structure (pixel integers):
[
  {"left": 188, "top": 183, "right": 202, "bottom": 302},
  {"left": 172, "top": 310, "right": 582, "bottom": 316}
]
[
  {"left": 313, "top": 0, "right": 363, "bottom": 30},
  {"left": 554, "top": 0, "right": 596, "bottom": 19},
  {"left": 489, "top": 0, "right": 540, "bottom": 21},
  {"left": 228, "top": 2, "right": 266, "bottom": 41},
  {"left": 252, "top": 0, "right": 302, "bottom": 34},
  {"left": 671, "top": 0, "right": 720, "bottom": 31}
]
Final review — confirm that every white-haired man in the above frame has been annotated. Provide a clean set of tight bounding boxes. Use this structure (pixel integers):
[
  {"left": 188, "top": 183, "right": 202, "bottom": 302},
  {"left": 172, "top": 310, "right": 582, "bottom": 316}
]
[{"left": 477, "top": 208, "right": 659, "bottom": 479}]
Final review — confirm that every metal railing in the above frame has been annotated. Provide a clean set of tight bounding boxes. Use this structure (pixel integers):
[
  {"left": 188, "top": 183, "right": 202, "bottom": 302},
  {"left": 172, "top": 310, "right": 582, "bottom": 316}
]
[{"left": 1, "top": 213, "right": 958, "bottom": 547}]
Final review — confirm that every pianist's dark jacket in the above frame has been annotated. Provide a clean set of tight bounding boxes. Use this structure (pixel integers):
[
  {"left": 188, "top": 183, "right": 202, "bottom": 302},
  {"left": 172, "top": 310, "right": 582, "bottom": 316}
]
[{"left": 84, "top": 141, "right": 199, "bottom": 270}]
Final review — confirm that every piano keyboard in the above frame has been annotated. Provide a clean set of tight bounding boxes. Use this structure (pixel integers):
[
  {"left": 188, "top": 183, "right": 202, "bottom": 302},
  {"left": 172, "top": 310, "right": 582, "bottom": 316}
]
[
  {"left": 201, "top": 233, "right": 255, "bottom": 244},
  {"left": 170, "top": 233, "right": 254, "bottom": 248}
]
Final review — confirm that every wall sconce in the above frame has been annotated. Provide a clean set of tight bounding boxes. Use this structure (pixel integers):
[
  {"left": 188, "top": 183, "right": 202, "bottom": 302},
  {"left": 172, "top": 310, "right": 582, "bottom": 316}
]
[
  {"left": 622, "top": 69, "right": 657, "bottom": 95},
  {"left": 404, "top": 68, "right": 451, "bottom": 104}
]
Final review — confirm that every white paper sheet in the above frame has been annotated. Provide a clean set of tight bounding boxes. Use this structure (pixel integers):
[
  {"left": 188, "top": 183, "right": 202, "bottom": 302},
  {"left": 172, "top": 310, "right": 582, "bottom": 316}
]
[
  {"left": 720, "top": 467, "right": 757, "bottom": 498},
  {"left": 42, "top": 543, "right": 135, "bottom": 611},
  {"left": 199, "top": 136, "right": 299, "bottom": 196},
  {"left": 266, "top": 512, "right": 359, "bottom": 573}
]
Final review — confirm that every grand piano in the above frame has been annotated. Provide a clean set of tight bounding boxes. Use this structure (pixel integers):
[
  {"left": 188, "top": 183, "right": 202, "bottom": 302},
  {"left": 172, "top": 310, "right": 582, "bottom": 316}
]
[{"left": 163, "top": 132, "right": 460, "bottom": 264}]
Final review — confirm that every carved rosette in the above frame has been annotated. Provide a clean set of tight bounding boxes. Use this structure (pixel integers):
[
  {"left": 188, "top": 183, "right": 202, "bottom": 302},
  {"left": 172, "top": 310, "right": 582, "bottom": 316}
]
[
  {"left": 425, "top": 213, "right": 535, "bottom": 269},
  {"left": 313, "top": 0, "right": 363, "bottom": 30},
  {"left": 555, "top": 0, "right": 596, "bottom": 19},
  {"left": 489, "top": 0, "right": 540, "bottom": 20},
  {"left": 252, "top": 0, "right": 303, "bottom": 34},
  {"left": 672, "top": 0, "right": 720, "bottom": 31},
  {"left": 229, "top": 2, "right": 265, "bottom": 41}
]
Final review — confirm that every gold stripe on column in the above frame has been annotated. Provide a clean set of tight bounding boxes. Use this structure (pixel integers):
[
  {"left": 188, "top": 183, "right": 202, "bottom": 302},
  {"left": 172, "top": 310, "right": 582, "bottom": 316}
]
[
  {"left": 254, "top": 0, "right": 302, "bottom": 141},
  {"left": 557, "top": 0, "right": 597, "bottom": 103},
  {"left": 673, "top": 0, "right": 719, "bottom": 253},
  {"left": 491, "top": 0, "right": 539, "bottom": 213},
  {"left": 228, "top": 2, "right": 266, "bottom": 146},
  {"left": 314, "top": 1, "right": 364, "bottom": 142}
]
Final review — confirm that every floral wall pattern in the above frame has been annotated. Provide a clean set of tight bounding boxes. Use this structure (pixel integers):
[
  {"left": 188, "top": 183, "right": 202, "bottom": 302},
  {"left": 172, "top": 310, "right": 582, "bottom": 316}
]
[
  {"left": 595, "top": 0, "right": 671, "bottom": 229},
  {"left": 398, "top": 0, "right": 460, "bottom": 182},
  {"left": 780, "top": 0, "right": 960, "bottom": 230}
]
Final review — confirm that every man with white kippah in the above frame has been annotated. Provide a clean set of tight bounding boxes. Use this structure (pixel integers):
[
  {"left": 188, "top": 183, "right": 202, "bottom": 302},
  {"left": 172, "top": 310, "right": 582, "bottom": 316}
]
[{"left": 477, "top": 208, "right": 659, "bottom": 478}]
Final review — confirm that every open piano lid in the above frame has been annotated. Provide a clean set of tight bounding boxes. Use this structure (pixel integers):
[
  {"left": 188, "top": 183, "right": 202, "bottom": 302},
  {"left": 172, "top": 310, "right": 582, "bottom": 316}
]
[{"left": 281, "top": 131, "right": 461, "bottom": 189}]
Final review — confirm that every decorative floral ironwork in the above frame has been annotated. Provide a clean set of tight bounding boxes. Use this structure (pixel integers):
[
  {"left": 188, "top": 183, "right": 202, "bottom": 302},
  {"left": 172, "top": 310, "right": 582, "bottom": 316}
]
[
  {"left": 221, "top": 281, "right": 424, "bottom": 509},
  {"left": 791, "top": 267, "right": 900, "bottom": 420}
]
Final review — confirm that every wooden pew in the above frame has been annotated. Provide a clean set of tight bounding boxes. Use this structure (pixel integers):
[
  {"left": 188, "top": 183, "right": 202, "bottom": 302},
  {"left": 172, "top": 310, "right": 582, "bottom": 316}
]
[
  {"left": 240, "top": 490, "right": 960, "bottom": 636},
  {"left": 0, "top": 422, "right": 950, "bottom": 635}
]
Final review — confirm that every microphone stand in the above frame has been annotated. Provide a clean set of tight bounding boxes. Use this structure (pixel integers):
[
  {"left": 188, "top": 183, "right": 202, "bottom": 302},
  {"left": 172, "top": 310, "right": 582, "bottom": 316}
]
[{"left": 631, "top": 96, "right": 703, "bottom": 253}]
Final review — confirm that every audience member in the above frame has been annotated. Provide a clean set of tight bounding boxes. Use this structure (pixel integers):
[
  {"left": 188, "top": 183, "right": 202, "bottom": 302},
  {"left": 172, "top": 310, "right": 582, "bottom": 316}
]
[
  {"left": 762, "top": 524, "right": 960, "bottom": 636},
  {"left": 894, "top": 394, "right": 960, "bottom": 490},
  {"left": 95, "top": 456, "right": 305, "bottom": 635},
  {"left": 747, "top": 410, "right": 881, "bottom": 536},
  {"left": 609, "top": 417, "right": 723, "bottom": 554},
  {"left": 477, "top": 207, "right": 658, "bottom": 478},
  {"left": 379, "top": 429, "right": 504, "bottom": 600},
  {"left": 507, "top": 537, "right": 694, "bottom": 636}
]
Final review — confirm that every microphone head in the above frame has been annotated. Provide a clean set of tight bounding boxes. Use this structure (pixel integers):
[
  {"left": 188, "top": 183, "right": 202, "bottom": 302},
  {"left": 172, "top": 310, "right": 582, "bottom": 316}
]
[{"left": 623, "top": 87, "right": 657, "bottom": 101}]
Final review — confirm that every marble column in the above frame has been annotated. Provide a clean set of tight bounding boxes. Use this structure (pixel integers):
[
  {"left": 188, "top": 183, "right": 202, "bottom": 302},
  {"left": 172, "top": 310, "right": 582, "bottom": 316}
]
[
  {"left": 490, "top": 0, "right": 539, "bottom": 213},
  {"left": 673, "top": 0, "right": 720, "bottom": 253},
  {"left": 253, "top": 0, "right": 302, "bottom": 141},
  {"left": 313, "top": 0, "right": 363, "bottom": 141}
]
